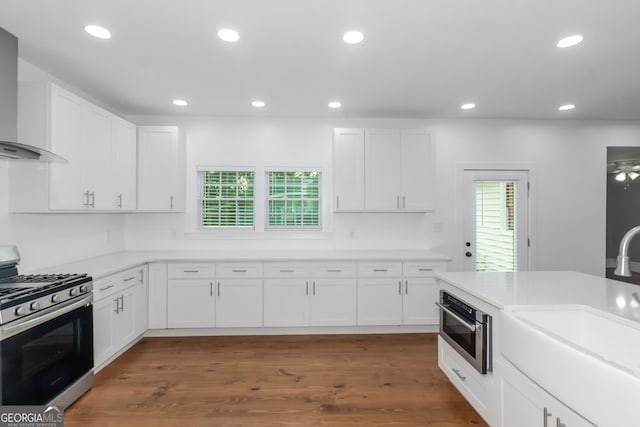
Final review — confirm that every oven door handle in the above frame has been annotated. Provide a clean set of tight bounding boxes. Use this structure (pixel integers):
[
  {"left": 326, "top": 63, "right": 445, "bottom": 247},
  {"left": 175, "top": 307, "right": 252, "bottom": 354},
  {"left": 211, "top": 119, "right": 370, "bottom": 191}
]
[
  {"left": 1, "top": 294, "right": 93, "bottom": 340},
  {"left": 435, "top": 302, "right": 477, "bottom": 332}
]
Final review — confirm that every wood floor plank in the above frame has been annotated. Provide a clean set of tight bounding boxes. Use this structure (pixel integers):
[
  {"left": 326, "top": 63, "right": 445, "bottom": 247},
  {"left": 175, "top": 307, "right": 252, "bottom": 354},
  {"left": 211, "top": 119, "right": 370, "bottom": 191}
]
[{"left": 65, "top": 334, "right": 487, "bottom": 426}]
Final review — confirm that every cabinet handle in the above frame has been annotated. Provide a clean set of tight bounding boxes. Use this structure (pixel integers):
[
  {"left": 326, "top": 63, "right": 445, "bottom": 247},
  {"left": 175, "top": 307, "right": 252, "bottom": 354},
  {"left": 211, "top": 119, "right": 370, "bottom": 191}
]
[
  {"left": 83, "top": 191, "right": 90, "bottom": 207},
  {"left": 306, "top": 281, "right": 309, "bottom": 296},
  {"left": 405, "top": 280, "right": 408, "bottom": 294},
  {"left": 336, "top": 196, "right": 339, "bottom": 209},
  {"left": 117, "top": 193, "right": 123, "bottom": 208},
  {"left": 543, "top": 408, "right": 553, "bottom": 427},
  {"left": 373, "top": 269, "right": 387, "bottom": 272},
  {"left": 451, "top": 368, "right": 466, "bottom": 382},
  {"left": 231, "top": 269, "right": 247, "bottom": 273},
  {"left": 99, "top": 284, "right": 114, "bottom": 291},
  {"left": 90, "top": 191, "right": 95, "bottom": 208},
  {"left": 123, "top": 276, "right": 136, "bottom": 282},
  {"left": 397, "top": 195, "right": 400, "bottom": 208},
  {"left": 183, "top": 270, "right": 200, "bottom": 273},
  {"left": 418, "top": 268, "right": 433, "bottom": 272},
  {"left": 139, "top": 269, "right": 144, "bottom": 283},
  {"left": 556, "top": 419, "right": 566, "bottom": 427},
  {"left": 327, "top": 269, "right": 342, "bottom": 273},
  {"left": 218, "top": 282, "right": 221, "bottom": 297},
  {"left": 402, "top": 196, "right": 405, "bottom": 209},
  {"left": 210, "top": 282, "right": 213, "bottom": 297},
  {"left": 120, "top": 295, "right": 124, "bottom": 312},
  {"left": 170, "top": 195, "right": 174, "bottom": 209},
  {"left": 313, "top": 281, "right": 316, "bottom": 296},
  {"left": 114, "top": 297, "right": 119, "bottom": 314},
  {"left": 279, "top": 269, "right": 294, "bottom": 273},
  {"left": 398, "top": 281, "right": 402, "bottom": 295}
]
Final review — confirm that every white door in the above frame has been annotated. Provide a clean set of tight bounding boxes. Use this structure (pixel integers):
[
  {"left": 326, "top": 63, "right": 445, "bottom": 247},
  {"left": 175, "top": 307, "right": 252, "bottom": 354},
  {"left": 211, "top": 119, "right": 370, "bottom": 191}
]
[
  {"left": 400, "top": 130, "right": 434, "bottom": 211},
  {"left": 333, "top": 128, "right": 365, "bottom": 211},
  {"left": 310, "top": 278, "right": 357, "bottom": 326},
  {"left": 365, "top": 128, "right": 401, "bottom": 210},
  {"left": 263, "top": 279, "right": 310, "bottom": 326},
  {"left": 216, "top": 279, "right": 263, "bottom": 327},
  {"left": 357, "top": 279, "right": 403, "bottom": 325},
  {"left": 462, "top": 170, "right": 529, "bottom": 272},
  {"left": 167, "top": 279, "right": 215, "bottom": 328}
]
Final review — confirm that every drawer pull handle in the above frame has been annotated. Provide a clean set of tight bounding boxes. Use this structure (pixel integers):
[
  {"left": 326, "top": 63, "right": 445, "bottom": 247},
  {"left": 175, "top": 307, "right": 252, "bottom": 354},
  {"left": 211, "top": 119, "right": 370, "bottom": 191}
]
[
  {"left": 183, "top": 270, "right": 200, "bottom": 273},
  {"left": 451, "top": 368, "right": 466, "bottom": 382},
  {"left": 99, "top": 284, "right": 114, "bottom": 291},
  {"left": 543, "top": 408, "right": 553, "bottom": 427},
  {"left": 231, "top": 269, "right": 247, "bottom": 273},
  {"left": 373, "top": 269, "right": 387, "bottom": 272},
  {"left": 279, "top": 269, "right": 295, "bottom": 273},
  {"left": 327, "top": 269, "right": 342, "bottom": 273},
  {"left": 418, "top": 268, "right": 433, "bottom": 272},
  {"left": 123, "top": 276, "right": 136, "bottom": 282}
]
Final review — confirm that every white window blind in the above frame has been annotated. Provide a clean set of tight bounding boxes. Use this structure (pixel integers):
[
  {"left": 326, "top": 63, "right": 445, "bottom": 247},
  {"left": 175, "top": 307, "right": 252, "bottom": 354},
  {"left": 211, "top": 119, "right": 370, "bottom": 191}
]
[
  {"left": 267, "top": 171, "right": 320, "bottom": 229},
  {"left": 200, "top": 170, "right": 255, "bottom": 228}
]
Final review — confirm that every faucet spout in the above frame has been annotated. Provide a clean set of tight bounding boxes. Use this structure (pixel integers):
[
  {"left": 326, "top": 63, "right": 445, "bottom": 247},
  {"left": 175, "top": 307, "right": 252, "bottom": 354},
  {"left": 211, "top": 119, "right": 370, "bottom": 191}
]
[{"left": 614, "top": 225, "right": 640, "bottom": 277}]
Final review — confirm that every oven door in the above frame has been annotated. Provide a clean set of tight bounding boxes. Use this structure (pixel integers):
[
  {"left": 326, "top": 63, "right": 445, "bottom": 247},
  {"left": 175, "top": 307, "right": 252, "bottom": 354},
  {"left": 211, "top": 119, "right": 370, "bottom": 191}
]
[
  {"left": 0, "top": 295, "right": 94, "bottom": 405},
  {"left": 436, "top": 293, "right": 489, "bottom": 374}
]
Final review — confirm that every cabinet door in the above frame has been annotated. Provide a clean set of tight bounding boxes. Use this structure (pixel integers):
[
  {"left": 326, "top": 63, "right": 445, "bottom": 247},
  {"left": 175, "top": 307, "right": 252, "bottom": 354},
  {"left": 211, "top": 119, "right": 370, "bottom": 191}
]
[
  {"left": 357, "top": 278, "right": 402, "bottom": 325},
  {"left": 93, "top": 296, "right": 117, "bottom": 368},
  {"left": 84, "top": 106, "right": 114, "bottom": 209},
  {"left": 333, "top": 128, "right": 365, "bottom": 211},
  {"left": 402, "top": 277, "right": 439, "bottom": 325},
  {"left": 114, "top": 285, "right": 136, "bottom": 349},
  {"left": 401, "top": 130, "right": 433, "bottom": 211},
  {"left": 137, "top": 126, "right": 180, "bottom": 211},
  {"left": 264, "top": 279, "right": 310, "bottom": 327},
  {"left": 132, "top": 267, "right": 148, "bottom": 336},
  {"left": 113, "top": 118, "right": 137, "bottom": 210},
  {"left": 148, "top": 263, "right": 168, "bottom": 329},
  {"left": 364, "top": 128, "right": 401, "bottom": 210},
  {"left": 216, "top": 279, "right": 263, "bottom": 327},
  {"left": 48, "top": 85, "right": 85, "bottom": 210},
  {"left": 167, "top": 279, "right": 215, "bottom": 328},
  {"left": 310, "top": 278, "right": 356, "bottom": 326}
]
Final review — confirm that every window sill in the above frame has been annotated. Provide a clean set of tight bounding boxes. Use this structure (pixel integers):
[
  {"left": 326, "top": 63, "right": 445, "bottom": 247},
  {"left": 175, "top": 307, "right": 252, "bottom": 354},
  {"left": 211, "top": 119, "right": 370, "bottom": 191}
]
[{"left": 185, "top": 229, "right": 333, "bottom": 240}]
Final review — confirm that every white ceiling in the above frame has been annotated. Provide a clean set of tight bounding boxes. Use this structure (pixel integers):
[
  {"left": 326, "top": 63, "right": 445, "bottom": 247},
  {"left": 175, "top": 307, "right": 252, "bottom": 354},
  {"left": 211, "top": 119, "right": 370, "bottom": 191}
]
[{"left": 1, "top": 0, "right": 640, "bottom": 120}]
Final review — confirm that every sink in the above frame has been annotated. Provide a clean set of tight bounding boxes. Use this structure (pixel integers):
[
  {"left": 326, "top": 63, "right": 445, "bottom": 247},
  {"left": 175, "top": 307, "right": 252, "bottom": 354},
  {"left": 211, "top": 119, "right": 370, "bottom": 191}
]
[{"left": 502, "top": 306, "right": 640, "bottom": 427}]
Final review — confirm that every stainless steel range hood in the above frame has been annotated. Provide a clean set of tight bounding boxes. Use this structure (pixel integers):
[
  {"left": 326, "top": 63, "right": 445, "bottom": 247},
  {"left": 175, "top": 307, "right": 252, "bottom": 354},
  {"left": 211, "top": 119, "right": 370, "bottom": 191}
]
[{"left": 0, "top": 27, "right": 65, "bottom": 162}]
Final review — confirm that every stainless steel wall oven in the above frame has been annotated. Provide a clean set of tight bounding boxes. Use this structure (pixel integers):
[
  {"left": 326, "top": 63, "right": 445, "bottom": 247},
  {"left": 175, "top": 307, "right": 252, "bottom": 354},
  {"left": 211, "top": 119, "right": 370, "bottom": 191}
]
[{"left": 436, "top": 290, "right": 492, "bottom": 374}]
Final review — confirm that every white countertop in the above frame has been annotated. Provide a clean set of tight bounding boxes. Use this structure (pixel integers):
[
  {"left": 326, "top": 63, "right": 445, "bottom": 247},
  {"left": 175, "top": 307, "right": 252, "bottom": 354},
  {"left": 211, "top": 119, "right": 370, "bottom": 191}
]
[
  {"left": 436, "top": 271, "right": 640, "bottom": 324},
  {"left": 30, "top": 249, "right": 451, "bottom": 280}
]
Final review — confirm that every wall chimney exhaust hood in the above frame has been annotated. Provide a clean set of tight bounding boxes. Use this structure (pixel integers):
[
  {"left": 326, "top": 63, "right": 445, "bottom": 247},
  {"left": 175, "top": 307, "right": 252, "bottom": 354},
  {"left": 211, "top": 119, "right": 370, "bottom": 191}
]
[{"left": 0, "top": 27, "right": 65, "bottom": 162}]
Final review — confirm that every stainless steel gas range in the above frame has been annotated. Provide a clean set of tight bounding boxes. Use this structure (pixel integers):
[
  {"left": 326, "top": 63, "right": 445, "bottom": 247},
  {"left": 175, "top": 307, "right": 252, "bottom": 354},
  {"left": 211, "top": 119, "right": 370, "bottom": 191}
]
[{"left": 0, "top": 246, "right": 94, "bottom": 407}]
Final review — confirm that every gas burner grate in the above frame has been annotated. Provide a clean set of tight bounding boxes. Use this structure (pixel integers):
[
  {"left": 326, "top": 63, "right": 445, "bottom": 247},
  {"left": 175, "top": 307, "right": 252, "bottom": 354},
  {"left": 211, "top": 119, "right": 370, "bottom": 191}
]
[
  {"left": 0, "top": 274, "right": 75, "bottom": 284},
  {"left": 0, "top": 287, "right": 28, "bottom": 296}
]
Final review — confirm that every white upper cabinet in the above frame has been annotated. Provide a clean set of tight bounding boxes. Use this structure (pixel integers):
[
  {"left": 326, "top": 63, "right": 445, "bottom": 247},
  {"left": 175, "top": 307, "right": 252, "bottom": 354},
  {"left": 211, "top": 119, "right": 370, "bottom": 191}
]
[
  {"left": 137, "top": 126, "right": 186, "bottom": 212},
  {"left": 10, "top": 82, "right": 137, "bottom": 212},
  {"left": 332, "top": 128, "right": 434, "bottom": 212},
  {"left": 113, "top": 118, "right": 137, "bottom": 210}
]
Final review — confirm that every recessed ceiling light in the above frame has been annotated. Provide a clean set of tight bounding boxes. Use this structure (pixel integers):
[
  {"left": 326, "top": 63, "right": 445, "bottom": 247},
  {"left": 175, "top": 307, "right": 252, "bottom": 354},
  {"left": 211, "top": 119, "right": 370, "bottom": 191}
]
[
  {"left": 218, "top": 28, "right": 240, "bottom": 42},
  {"left": 328, "top": 101, "right": 342, "bottom": 109},
  {"left": 84, "top": 25, "right": 111, "bottom": 39},
  {"left": 173, "top": 99, "right": 188, "bottom": 107},
  {"left": 252, "top": 100, "right": 266, "bottom": 108},
  {"left": 558, "top": 104, "right": 575, "bottom": 111},
  {"left": 461, "top": 103, "right": 476, "bottom": 110},
  {"left": 557, "top": 35, "right": 583, "bottom": 48},
  {"left": 343, "top": 31, "right": 364, "bottom": 44}
]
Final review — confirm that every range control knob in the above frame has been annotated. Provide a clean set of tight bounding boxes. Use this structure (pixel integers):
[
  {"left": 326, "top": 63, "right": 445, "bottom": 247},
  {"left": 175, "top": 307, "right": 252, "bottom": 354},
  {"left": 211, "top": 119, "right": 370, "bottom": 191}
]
[
  {"left": 80, "top": 284, "right": 89, "bottom": 293},
  {"left": 14, "top": 306, "right": 26, "bottom": 316},
  {"left": 50, "top": 294, "right": 61, "bottom": 303},
  {"left": 69, "top": 288, "right": 78, "bottom": 297},
  {"left": 30, "top": 301, "right": 42, "bottom": 311}
]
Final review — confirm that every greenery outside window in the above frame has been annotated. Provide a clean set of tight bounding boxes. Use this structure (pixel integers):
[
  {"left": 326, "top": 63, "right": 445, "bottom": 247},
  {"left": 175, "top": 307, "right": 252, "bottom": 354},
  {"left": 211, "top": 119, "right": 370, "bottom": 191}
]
[
  {"left": 267, "top": 171, "right": 321, "bottom": 229},
  {"left": 200, "top": 170, "right": 254, "bottom": 228}
]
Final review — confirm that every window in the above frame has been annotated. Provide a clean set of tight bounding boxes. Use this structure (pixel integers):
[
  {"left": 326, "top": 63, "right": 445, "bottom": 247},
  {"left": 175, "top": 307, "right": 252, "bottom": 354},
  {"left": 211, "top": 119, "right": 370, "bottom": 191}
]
[
  {"left": 200, "top": 170, "right": 254, "bottom": 228},
  {"left": 267, "top": 171, "right": 321, "bottom": 229}
]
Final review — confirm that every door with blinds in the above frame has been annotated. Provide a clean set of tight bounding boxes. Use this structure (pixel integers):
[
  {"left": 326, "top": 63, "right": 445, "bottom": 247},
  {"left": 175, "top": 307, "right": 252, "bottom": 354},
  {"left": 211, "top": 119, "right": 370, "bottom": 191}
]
[{"left": 462, "top": 170, "right": 529, "bottom": 272}]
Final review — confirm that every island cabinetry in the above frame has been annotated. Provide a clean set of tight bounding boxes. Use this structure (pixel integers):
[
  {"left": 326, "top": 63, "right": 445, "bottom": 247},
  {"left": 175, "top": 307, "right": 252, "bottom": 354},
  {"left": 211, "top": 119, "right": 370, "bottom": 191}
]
[
  {"left": 167, "top": 263, "right": 216, "bottom": 328},
  {"left": 500, "top": 359, "right": 595, "bottom": 427},
  {"left": 215, "top": 263, "right": 263, "bottom": 327},
  {"left": 93, "top": 265, "right": 147, "bottom": 370}
]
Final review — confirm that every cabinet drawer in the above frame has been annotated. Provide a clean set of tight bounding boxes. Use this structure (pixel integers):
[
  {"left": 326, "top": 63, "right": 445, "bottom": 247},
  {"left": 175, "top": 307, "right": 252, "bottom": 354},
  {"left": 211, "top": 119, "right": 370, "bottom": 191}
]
[
  {"left": 167, "top": 263, "right": 215, "bottom": 279},
  {"left": 438, "top": 336, "right": 491, "bottom": 422},
  {"left": 217, "top": 262, "right": 263, "bottom": 278},
  {"left": 310, "top": 262, "right": 357, "bottom": 277},
  {"left": 403, "top": 262, "right": 446, "bottom": 277},
  {"left": 263, "top": 262, "right": 310, "bottom": 278},
  {"left": 357, "top": 262, "right": 402, "bottom": 277},
  {"left": 119, "top": 267, "right": 144, "bottom": 286},
  {"left": 93, "top": 276, "right": 120, "bottom": 301}
]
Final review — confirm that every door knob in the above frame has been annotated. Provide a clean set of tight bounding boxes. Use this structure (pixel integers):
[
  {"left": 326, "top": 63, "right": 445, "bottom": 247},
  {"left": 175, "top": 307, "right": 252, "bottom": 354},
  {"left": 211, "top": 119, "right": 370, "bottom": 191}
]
[
  {"left": 465, "top": 241, "right": 471, "bottom": 247},
  {"left": 465, "top": 251, "right": 473, "bottom": 257}
]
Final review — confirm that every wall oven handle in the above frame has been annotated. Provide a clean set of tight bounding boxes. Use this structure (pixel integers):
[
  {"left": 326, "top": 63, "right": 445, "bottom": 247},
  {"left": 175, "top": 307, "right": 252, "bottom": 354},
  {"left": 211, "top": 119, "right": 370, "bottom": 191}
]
[
  {"left": 1, "top": 294, "right": 93, "bottom": 340},
  {"left": 435, "top": 302, "right": 477, "bottom": 332}
]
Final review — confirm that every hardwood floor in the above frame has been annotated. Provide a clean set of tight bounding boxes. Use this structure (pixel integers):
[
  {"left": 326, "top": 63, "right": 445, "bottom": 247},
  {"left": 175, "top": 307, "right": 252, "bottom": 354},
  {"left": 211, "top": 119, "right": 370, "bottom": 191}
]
[{"left": 66, "top": 334, "right": 487, "bottom": 426}]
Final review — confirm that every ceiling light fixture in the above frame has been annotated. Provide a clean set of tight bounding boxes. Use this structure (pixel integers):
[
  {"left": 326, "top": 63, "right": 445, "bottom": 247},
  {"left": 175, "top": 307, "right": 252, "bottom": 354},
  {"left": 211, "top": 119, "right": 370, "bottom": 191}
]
[
  {"left": 328, "top": 101, "right": 342, "bottom": 109},
  {"left": 461, "top": 103, "right": 476, "bottom": 110},
  {"left": 608, "top": 159, "right": 640, "bottom": 189},
  {"left": 84, "top": 25, "right": 111, "bottom": 39},
  {"left": 558, "top": 104, "right": 575, "bottom": 111},
  {"left": 218, "top": 28, "right": 240, "bottom": 42},
  {"left": 173, "top": 99, "right": 188, "bottom": 107},
  {"left": 343, "top": 31, "right": 364, "bottom": 44},
  {"left": 557, "top": 35, "right": 583, "bottom": 48},
  {"left": 252, "top": 100, "right": 266, "bottom": 108}
]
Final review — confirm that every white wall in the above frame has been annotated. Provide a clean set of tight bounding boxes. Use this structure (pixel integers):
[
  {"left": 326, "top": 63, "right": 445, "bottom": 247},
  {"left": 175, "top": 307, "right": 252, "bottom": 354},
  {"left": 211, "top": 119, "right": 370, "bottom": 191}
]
[{"left": 124, "top": 116, "right": 640, "bottom": 276}]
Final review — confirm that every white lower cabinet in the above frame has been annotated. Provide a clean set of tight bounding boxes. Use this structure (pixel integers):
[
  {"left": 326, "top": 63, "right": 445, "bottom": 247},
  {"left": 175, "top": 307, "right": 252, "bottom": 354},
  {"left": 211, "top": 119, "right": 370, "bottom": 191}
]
[
  {"left": 93, "top": 266, "right": 147, "bottom": 370},
  {"left": 310, "top": 278, "right": 356, "bottom": 326},
  {"left": 500, "top": 360, "right": 595, "bottom": 427},
  {"left": 402, "top": 262, "right": 444, "bottom": 325},
  {"left": 167, "top": 279, "right": 215, "bottom": 328},
  {"left": 264, "top": 278, "right": 310, "bottom": 327},
  {"left": 357, "top": 278, "right": 403, "bottom": 325}
]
